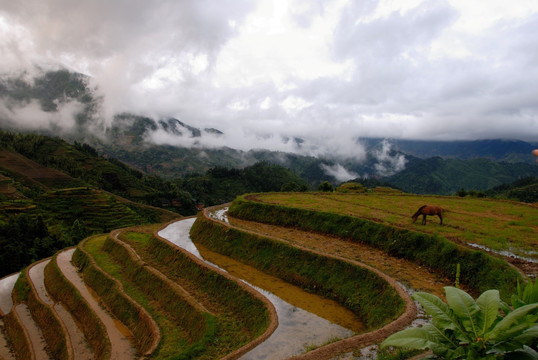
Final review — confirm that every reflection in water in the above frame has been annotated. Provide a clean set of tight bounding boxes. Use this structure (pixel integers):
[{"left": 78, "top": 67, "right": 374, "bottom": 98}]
[
  {"left": 159, "top": 217, "right": 360, "bottom": 360},
  {"left": 0, "top": 273, "right": 19, "bottom": 314}
]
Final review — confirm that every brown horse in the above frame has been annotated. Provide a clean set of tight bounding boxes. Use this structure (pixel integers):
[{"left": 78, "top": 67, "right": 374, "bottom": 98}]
[{"left": 412, "top": 205, "right": 444, "bottom": 225}]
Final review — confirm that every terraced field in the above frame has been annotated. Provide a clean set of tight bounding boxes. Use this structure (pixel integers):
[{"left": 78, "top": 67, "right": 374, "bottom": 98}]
[
  {"left": 253, "top": 193, "right": 537, "bottom": 254},
  {"left": 0, "top": 192, "right": 534, "bottom": 359},
  {"left": 239, "top": 192, "right": 537, "bottom": 278}
]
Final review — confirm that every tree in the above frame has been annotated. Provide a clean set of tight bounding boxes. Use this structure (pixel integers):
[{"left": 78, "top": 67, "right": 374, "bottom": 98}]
[{"left": 318, "top": 181, "right": 333, "bottom": 192}]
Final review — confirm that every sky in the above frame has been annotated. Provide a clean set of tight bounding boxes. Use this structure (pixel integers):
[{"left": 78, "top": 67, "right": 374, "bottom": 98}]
[{"left": 1, "top": 0, "right": 538, "bottom": 157}]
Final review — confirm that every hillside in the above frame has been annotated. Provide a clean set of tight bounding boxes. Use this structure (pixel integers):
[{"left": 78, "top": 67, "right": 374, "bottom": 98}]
[
  {"left": 1, "top": 69, "right": 538, "bottom": 194},
  {"left": 1, "top": 192, "right": 536, "bottom": 359},
  {"left": 485, "top": 176, "right": 538, "bottom": 203},
  {"left": 0, "top": 130, "right": 316, "bottom": 277},
  {"left": 385, "top": 157, "right": 538, "bottom": 195},
  {"left": 0, "top": 132, "right": 182, "bottom": 277},
  {"left": 229, "top": 192, "right": 537, "bottom": 286},
  {"left": 361, "top": 138, "right": 537, "bottom": 163}
]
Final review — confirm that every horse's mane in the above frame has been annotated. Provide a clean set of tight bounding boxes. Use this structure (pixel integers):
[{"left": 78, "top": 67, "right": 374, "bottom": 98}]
[{"left": 412, "top": 205, "right": 427, "bottom": 218}]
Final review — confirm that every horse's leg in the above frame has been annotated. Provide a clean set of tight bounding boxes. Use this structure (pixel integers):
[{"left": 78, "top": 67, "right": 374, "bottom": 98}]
[
  {"left": 422, "top": 214, "right": 426, "bottom": 225},
  {"left": 438, "top": 213, "right": 443, "bottom": 225}
]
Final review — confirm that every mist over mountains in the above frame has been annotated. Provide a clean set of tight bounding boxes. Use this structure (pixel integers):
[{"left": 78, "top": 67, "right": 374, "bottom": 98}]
[{"left": 1, "top": 68, "right": 537, "bottom": 193}]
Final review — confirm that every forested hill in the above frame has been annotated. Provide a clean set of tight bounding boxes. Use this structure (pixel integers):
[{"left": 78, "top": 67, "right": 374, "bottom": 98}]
[
  {"left": 0, "top": 130, "right": 309, "bottom": 277},
  {"left": 361, "top": 138, "right": 537, "bottom": 163},
  {"left": 0, "top": 131, "right": 181, "bottom": 277},
  {"left": 1, "top": 69, "right": 537, "bottom": 195},
  {"left": 385, "top": 157, "right": 538, "bottom": 195}
]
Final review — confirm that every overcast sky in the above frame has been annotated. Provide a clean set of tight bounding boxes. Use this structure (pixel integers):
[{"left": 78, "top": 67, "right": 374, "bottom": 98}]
[{"left": 1, "top": 0, "right": 538, "bottom": 156}]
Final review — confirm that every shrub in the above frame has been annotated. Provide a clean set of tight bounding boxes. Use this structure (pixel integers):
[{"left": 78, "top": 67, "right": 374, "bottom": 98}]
[{"left": 381, "top": 286, "right": 538, "bottom": 359}]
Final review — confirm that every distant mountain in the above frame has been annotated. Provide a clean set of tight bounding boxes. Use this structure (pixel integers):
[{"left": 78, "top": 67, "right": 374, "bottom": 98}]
[
  {"left": 385, "top": 157, "right": 538, "bottom": 195},
  {"left": 2, "top": 69, "right": 538, "bottom": 195},
  {"left": 485, "top": 177, "right": 538, "bottom": 203},
  {"left": 360, "top": 138, "right": 537, "bottom": 163}
]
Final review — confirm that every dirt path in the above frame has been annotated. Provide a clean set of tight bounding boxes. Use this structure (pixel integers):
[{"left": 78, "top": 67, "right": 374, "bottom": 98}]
[
  {"left": 0, "top": 319, "right": 16, "bottom": 360},
  {"left": 56, "top": 249, "right": 136, "bottom": 359},
  {"left": 14, "top": 304, "right": 49, "bottom": 359},
  {"left": 28, "top": 260, "right": 94, "bottom": 360},
  {"left": 229, "top": 217, "right": 455, "bottom": 299}
]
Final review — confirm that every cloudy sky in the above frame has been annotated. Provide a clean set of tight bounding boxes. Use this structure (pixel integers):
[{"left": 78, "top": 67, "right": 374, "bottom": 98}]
[{"left": 1, "top": 0, "right": 538, "bottom": 156}]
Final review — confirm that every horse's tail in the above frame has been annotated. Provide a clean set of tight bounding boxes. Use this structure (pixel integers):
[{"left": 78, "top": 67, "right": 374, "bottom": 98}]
[{"left": 412, "top": 205, "right": 427, "bottom": 218}]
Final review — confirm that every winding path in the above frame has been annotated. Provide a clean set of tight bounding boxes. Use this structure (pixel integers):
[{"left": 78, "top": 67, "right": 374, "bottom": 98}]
[
  {"left": 0, "top": 273, "right": 18, "bottom": 359},
  {"left": 0, "top": 274, "right": 18, "bottom": 315},
  {"left": 13, "top": 303, "right": 49, "bottom": 359},
  {"left": 55, "top": 248, "right": 136, "bottom": 359},
  {"left": 28, "top": 260, "right": 94, "bottom": 360}
]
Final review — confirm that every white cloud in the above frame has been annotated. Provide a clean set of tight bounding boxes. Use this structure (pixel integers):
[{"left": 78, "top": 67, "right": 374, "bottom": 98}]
[
  {"left": 320, "top": 163, "right": 360, "bottom": 183},
  {"left": 373, "top": 139, "right": 407, "bottom": 176},
  {"left": 0, "top": 0, "right": 538, "bottom": 155}
]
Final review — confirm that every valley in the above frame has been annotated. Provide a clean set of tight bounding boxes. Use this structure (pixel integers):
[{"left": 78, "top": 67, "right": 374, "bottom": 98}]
[{"left": 1, "top": 191, "right": 534, "bottom": 359}]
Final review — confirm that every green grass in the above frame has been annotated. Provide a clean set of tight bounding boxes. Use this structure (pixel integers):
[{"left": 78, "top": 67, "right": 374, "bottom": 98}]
[
  {"left": 228, "top": 194, "right": 523, "bottom": 299},
  {"left": 250, "top": 193, "right": 538, "bottom": 260},
  {"left": 119, "top": 230, "right": 269, "bottom": 358},
  {"left": 190, "top": 214, "right": 405, "bottom": 330},
  {"left": 80, "top": 235, "right": 191, "bottom": 359},
  {"left": 44, "top": 252, "right": 110, "bottom": 359}
]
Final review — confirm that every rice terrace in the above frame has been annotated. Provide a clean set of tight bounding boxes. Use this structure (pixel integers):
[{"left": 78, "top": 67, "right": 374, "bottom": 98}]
[{"left": 0, "top": 189, "right": 537, "bottom": 359}]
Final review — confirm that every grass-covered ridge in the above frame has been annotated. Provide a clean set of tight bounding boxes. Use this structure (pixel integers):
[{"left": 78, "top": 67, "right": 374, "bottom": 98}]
[
  {"left": 121, "top": 227, "right": 272, "bottom": 357},
  {"left": 228, "top": 193, "right": 525, "bottom": 298},
  {"left": 73, "top": 236, "right": 160, "bottom": 356},
  {"left": 70, "top": 224, "right": 273, "bottom": 359},
  {"left": 190, "top": 213, "right": 405, "bottom": 330},
  {"left": 248, "top": 192, "right": 537, "bottom": 260},
  {"left": 44, "top": 251, "right": 111, "bottom": 359}
]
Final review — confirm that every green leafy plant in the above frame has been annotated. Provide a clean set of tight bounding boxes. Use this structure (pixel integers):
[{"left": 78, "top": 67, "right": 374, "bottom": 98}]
[
  {"left": 512, "top": 279, "right": 538, "bottom": 309},
  {"left": 381, "top": 286, "right": 538, "bottom": 359}
]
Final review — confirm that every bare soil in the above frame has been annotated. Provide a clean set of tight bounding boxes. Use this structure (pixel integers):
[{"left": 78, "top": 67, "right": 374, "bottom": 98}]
[
  {"left": 246, "top": 193, "right": 538, "bottom": 279},
  {"left": 0, "top": 319, "right": 16, "bottom": 360},
  {"left": 14, "top": 304, "right": 49, "bottom": 359},
  {"left": 0, "top": 150, "right": 78, "bottom": 189},
  {"left": 228, "top": 217, "right": 455, "bottom": 299}
]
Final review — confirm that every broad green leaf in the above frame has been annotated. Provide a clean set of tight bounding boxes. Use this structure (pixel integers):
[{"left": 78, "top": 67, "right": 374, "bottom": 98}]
[
  {"left": 523, "top": 279, "right": 538, "bottom": 304},
  {"left": 511, "top": 325, "right": 538, "bottom": 346},
  {"left": 504, "top": 346, "right": 538, "bottom": 360},
  {"left": 476, "top": 289, "right": 501, "bottom": 335},
  {"left": 444, "top": 286, "right": 480, "bottom": 338},
  {"left": 487, "top": 303, "right": 538, "bottom": 341},
  {"left": 412, "top": 292, "right": 457, "bottom": 330},
  {"left": 381, "top": 327, "right": 435, "bottom": 350}
]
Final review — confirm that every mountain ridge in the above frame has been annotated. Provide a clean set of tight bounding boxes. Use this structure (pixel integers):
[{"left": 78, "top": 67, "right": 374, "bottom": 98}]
[{"left": 1, "top": 68, "right": 537, "bottom": 192}]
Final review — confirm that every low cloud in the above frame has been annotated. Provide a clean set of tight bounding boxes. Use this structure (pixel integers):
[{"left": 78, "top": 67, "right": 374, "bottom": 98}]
[
  {"left": 320, "top": 163, "right": 360, "bottom": 183},
  {"left": 0, "top": 99, "right": 85, "bottom": 134},
  {"left": 372, "top": 139, "right": 407, "bottom": 177},
  {"left": 1, "top": 0, "right": 538, "bottom": 150}
]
